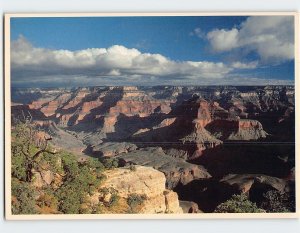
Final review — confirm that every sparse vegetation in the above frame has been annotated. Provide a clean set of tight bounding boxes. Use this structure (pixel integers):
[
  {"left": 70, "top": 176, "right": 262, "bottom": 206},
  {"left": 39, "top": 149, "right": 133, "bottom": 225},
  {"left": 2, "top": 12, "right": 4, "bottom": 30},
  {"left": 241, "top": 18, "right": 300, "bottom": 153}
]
[
  {"left": 127, "top": 194, "right": 146, "bottom": 213},
  {"left": 259, "top": 190, "right": 295, "bottom": 213},
  {"left": 214, "top": 194, "right": 265, "bottom": 213},
  {"left": 107, "top": 193, "right": 120, "bottom": 207},
  {"left": 11, "top": 178, "right": 38, "bottom": 214},
  {"left": 11, "top": 120, "right": 114, "bottom": 214},
  {"left": 12, "top": 118, "right": 58, "bottom": 183},
  {"left": 101, "top": 157, "right": 119, "bottom": 169},
  {"left": 129, "top": 164, "right": 137, "bottom": 171}
]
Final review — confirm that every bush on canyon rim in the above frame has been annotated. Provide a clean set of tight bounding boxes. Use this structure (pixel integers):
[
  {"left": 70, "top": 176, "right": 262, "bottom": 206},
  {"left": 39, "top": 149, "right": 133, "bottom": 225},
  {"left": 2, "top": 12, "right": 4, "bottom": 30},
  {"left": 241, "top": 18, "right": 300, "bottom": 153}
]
[
  {"left": 127, "top": 193, "right": 147, "bottom": 213},
  {"left": 214, "top": 194, "right": 265, "bottom": 213},
  {"left": 259, "top": 190, "right": 295, "bottom": 213},
  {"left": 11, "top": 178, "right": 38, "bottom": 214},
  {"left": 11, "top": 121, "right": 109, "bottom": 214}
]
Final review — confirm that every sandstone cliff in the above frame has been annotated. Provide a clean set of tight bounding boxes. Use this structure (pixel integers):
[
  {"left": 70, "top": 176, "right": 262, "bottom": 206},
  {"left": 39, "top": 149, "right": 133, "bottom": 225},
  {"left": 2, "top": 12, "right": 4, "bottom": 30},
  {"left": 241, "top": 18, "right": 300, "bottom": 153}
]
[{"left": 99, "top": 166, "right": 183, "bottom": 214}]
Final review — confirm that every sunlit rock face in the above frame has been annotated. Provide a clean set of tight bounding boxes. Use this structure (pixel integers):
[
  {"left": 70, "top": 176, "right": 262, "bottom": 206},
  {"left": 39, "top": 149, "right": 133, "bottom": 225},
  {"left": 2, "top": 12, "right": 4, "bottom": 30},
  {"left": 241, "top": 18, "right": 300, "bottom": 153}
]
[
  {"left": 12, "top": 85, "right": 293, "bottom": 160},
  {"left": 100, "top": 166, "right": 183, "bottom": 214}
]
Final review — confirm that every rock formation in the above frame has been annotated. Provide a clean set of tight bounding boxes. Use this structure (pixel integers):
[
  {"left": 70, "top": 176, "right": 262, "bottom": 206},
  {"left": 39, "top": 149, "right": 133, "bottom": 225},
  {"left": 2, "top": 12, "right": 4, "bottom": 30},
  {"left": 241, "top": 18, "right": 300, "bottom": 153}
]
[
  {"left": 92, "top": 142, "right": 137, "bottom": 157},
  {"left": 100, "top": 166, "right": 183, "bottom": 213},
  {"left": 116, "top": 147, "right": 211, "bottom": 189},
  {"left": 179, "top": 201, "right": 202, "bottom": 213},
  {"left": 220, "top": 174, "right": 287, "bottom": 194}
]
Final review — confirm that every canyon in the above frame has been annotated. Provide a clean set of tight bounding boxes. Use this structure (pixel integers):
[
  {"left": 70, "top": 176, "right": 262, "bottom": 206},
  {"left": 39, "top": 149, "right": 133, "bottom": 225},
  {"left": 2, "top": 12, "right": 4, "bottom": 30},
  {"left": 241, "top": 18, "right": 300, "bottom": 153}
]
[{"left": 11, "top": 85, "right": 295, "bottom": 213}]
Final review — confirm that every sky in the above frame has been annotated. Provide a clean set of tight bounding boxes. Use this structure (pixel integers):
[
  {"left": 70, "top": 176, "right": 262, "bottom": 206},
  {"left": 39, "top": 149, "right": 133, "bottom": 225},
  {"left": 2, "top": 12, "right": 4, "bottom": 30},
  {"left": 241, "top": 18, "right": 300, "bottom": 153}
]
[{"left": 10, "top": 16, "right": 295, "bottom": 87}]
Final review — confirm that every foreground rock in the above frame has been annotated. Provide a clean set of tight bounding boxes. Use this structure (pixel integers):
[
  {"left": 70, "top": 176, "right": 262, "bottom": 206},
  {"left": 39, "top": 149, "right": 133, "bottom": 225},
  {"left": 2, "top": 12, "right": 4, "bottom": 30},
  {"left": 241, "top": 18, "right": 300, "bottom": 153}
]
[
  {"left": 179, "top": 201, "right": 202, "bottom": 213},
  {"left": 219, "top": 174, "right": 293, "bottom": 206},
  {"left": 220, "top": 174, "right": 287, "bottom": 194},
  {"left": 116, "top": 147, "right": 211, "bottom": 189},
  {"left": 100, "top": 166, "right": 183, "bottom": 214}
]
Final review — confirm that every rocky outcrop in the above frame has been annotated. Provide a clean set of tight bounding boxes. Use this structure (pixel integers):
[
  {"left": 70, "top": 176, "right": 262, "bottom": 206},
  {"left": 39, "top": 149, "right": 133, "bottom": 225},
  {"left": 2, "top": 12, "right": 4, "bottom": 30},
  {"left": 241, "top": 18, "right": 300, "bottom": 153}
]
[
  {"left": 179, "top": 99, "right": 223, "bottom": 157},
  {"left": 92, "top": 142, "right": 137, "bottom": 157},
  {"left": 74, "top": 100, "right": 103, "bottom": 124},
  {"left": 35, "top": 120, "right": 86, "bottom": 155},
  {"left": 32, "top": 170, "right": 54, "bottom": 188},
  {"left": 100, "top": 166, "right": 183, "bottom": 213},
  {"left": 220, "top": 174, "right": 287, "bottom": 194},
  {"left": 101, "top": 89, "right": 172, "bottom": 134},
  {"left": 179, "top": 200, "right": 202, "bottom": 213},
  {"left": 207, "top": 119, "right": 267, "bottom": 141},
  {"left": 152, "top": 117, "right": 177, "bottom": 129},
  {"left": 102, "top": 115, "right": 118, "bottom": 133},
  {"left": 102, "top": 166, "right": 166, "bottom": 198},
  {"left": 29, "top": 98, "right": 54, "bottom": 110},
  {"left": 181, "top": 120, "right": 222, "bottom": 158},
  {"left": 228, "top": 120, "right": 267, "bottom": 140},
  {"left": 116, "top": 147, "right": 211, "bottom": 189},
  {"left": 40, "top": 93, "right": 72, "bottom": 117},
  {"left": 62, "top": 89, "right": 90, "bottom": 110}
]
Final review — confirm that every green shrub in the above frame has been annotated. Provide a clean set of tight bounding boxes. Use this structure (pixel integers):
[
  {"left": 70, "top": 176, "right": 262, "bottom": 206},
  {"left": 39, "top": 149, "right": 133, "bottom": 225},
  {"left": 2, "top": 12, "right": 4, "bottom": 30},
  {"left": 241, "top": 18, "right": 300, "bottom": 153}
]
[
  {"left": 55, "top": 182, "right": 82, "bottom": 214},
  {"left": 214, "top": 194, "right": 265, "bottom": 213},
  {"left": 94, "top": 205, "right": 104, "bottom": 214},
  {"left": 37, "top": 188, "right": 58, "bottom": 210},
  {"left": 55, "top": 158, "right": 106, "bottom": 214},
  {"left": 11, "top": 147, "right": 27, "bottom": 181},
  {"left": 259, "top": 190, "right": 295, "bottom": 213},
  {"left": 107, "top": 193, "right": 120, "bottom": 207},
  {"left": 129, "top": 164, "right": 137, "bottom": 171},
  {"left": 127, "top": 193, "right": 146, "bottom": 212},
  {"left": 11, "top": 179, "right": 38, "bottom": 214},
  {"left": 11, "top": 122, "right": 109, "bottom": 214},
  {"left": 101, "top": 158, "right": 119, "bottom": 169},
  {"left": 86, "top": 157, "right": 105, "bottom": 173}
]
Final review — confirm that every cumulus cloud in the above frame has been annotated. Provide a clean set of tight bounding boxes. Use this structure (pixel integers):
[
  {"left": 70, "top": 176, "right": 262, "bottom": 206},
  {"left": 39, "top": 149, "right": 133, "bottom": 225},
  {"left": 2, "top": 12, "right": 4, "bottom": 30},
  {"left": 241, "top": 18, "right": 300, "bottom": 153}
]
[
  {"left": 207, "top": 28, "right": 239, "bottom": 52},
  {"left": 11, "top": 35, "right": 234, "bottom": 86},
  {"left": 11, "top": 35, "right": 292, "bottom": 87},
  {"left": 206, "top": 16, "right": 294, "bottom": 63}
]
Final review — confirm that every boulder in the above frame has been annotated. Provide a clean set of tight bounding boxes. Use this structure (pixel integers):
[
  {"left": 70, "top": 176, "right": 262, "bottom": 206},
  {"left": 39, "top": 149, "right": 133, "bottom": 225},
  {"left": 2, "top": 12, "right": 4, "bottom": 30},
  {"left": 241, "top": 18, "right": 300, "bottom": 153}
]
[
  {"left": 32, "top": 170, "right": 55, "bottom": 188},
  {"left": 100, "top": 166, "right": 183, "bottom": 214},
  {"left": 102, "top": 165, "right": 166, "bottom": 199},
  {"left": 32, "top": 171, "right": 44, "bottom": 188},
  {"left": 40, "top": 170, "right": 54, "bottom": 185},
  {"left": 179, "top": 200, "right": 202, "bottom": 213}
]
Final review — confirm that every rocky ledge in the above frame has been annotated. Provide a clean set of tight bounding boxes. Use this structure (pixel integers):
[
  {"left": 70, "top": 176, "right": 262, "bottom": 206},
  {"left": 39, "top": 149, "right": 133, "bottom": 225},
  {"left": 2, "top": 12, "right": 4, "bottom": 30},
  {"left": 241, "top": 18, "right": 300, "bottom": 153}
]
[
  {"left": 116, "top": 147, "right": 211, "bottom": 189},
  {"left": 99, "top": 166, "right": 183, "bottom": 214}
]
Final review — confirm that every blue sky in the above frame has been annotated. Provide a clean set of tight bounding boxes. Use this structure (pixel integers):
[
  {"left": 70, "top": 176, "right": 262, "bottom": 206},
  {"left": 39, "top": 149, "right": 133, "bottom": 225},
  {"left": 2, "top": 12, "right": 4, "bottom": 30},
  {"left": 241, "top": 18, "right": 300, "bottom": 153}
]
[{"left": 10, "top": 16, "right": 295, "bottom": 87}]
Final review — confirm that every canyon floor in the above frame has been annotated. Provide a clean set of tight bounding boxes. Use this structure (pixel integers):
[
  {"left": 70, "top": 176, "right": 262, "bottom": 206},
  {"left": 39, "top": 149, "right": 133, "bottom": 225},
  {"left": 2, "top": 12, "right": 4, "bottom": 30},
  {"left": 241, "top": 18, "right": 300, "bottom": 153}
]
[{"left": 11, "top": 85, "right": 295, "bottom": 213}]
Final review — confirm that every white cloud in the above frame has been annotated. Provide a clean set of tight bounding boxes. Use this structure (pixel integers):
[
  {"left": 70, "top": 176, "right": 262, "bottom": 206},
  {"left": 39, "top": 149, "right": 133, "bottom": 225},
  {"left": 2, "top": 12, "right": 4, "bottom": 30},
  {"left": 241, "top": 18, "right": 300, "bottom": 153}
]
[
  {"left": 206, "top": 16, "right": 294, "bottom": 63},
  {"left": 11, "top": 35, "right": 292, "bottom": 87},
  {"left": 11, "top": 35, "right": 232, "bottom": 82},
  {"left": 207, "top": 28, "right": 239, "bottom": 52}
]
